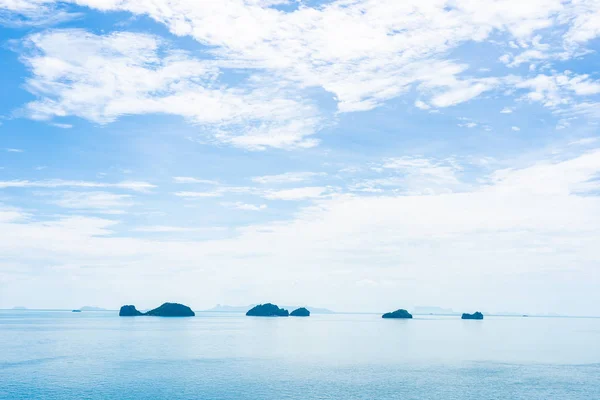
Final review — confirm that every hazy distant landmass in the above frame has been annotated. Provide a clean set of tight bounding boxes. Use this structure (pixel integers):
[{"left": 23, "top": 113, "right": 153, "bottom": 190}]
[
  {"left": 79, "top": 306, "right": 107, "bottom": 311},
  {"left": 206, "top": 304, "right": 335, "bottom": 314},
  {"left": 413, "top": 306, "right": 457, "bottom": 315},
  {"left": 12, "top": 306, "right": 27, "bottom": 310}
]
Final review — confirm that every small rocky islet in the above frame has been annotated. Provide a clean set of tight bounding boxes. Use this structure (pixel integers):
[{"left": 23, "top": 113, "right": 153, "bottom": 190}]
[
  {"left": 119, "top": 302, "right": 195, "bottom": 317},
  {"left": 382, "top": 309, "right": 413, "bottom": 319},
  {"left": 461, "top": 311, "right": 484, "bottom": 320},
  {"left": 290, "top": 307, "right": 310, "bottom": 317},
  {"left": 246, "top": 303, "right": 290, "bottom": 317}
]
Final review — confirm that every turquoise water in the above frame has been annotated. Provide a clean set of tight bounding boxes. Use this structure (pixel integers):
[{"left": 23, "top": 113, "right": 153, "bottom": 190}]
[{"left": 1, "top": 311, "right": 599, "bottom": 399}]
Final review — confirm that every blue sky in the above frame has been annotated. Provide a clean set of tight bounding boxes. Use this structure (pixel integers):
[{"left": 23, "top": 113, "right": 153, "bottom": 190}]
[{"left": 1, "top": 0, "right": 600, "bottom": 314}]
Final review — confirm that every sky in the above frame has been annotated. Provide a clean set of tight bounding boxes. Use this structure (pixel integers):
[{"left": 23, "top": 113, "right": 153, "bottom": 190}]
[{"left": 0, "top": 0, "right": 599, "bottom": 314}]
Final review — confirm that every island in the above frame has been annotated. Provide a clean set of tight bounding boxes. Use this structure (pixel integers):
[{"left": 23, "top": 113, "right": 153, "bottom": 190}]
[
  {"left": 144, "top": 303, "right": 195, "bottom": 317},
  {"left": 246, "top": 303, "right": 289, "bottom": 317},
  {"left": 119, "top": 305, "right": 143, "bottom": 316},
  {"left": 204, "top": 304, "right": 334, "bottom": 314},
  {"left": 71, "top": 309, "right": 82, "bottom": 313},
  {"left": 461, "top": 311, "right": 484, "bottom": 320},
  {"left": 118, "top": 303, "right": 194, "bottom": 317},
  {"left": 290, "top": 307, "right": 310, "bottom": 317},
  {"left": 382, "top": 309, "right": 413, "bottom": 319}
]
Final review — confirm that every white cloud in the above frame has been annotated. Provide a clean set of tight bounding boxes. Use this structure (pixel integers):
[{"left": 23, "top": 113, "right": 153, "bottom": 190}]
[
  {"left": 263, "top": 187, "right": 330, "bottom": 201},
  {"left": 252, "top": 172, "right": 324, "bottom": 185},
  {"left": 569, "top": 137, "right": 598, "bottom": 146},
  {"left": 6, "top": 0, "right": 600, "bottom": 149},
  {"left": 414, "top": 100, "right": 431, "bottom": 110},
  {"left": 173, "top": 177, "right": 219, "bottom": 185},
  {"left": 5, "top": 148, "right": 23, "bottom": 153},
  {"left": 425, "top": 74, "right": 505, "bottom": 108},
  {"left": 512, "top": 126, "right": 521, "bottom": 131},
  {"left": 562, "top": 0, "right": 600, "bottom": 44},
  {"left": 50, "top": 123, "right": 72, "bottom": 129},
  {"left": 133, "top": 225, "right": 224, "bottom": 233},
  {"left": 50, "top": 191, "right": 135, "bottom": 212},
  {"left": 222, "top": 202, "right": 267, "bottom": 211},
  {"left": 59, "top": 0, "right": 577, "bottom": 113},
  {"left": 174, "top": 191, "right": 223, "bottom": 198},
  {"left": 366, "top": 156, "right": 465, "bottom": 195},
  {"left": 0, "top": 0, "right": 79, "bottom": 27},
  {"left": 20, "top": 29, "right": 322, "bottom": 150},
  {"left": 517, "top": 72, "right": 600, "bottom": 108},
  {"left": 0, "top": 179, "right": 155, "bottom": 191},
  {"left": 500, "top": 107, "right": 514, "bottom": 114}
]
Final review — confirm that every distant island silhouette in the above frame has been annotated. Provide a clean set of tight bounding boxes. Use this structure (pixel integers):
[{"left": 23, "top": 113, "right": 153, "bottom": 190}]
[
  {"left": 206, "top": 304, "right": 334, "bottom": 314},
  {"left": 79, "top": 306, "right": 107, "bottom": 311},
  {"left": 413, "top": 306, "right": 457, "bottom": 315},
  {"left": 382, "top": 309, "right": 413, "bottom": 319},
  {"left": 71, "top": 309, "right": 82, "bottom": 313},
  {"left": 246, "top": 303, "right": 289, "bottom": 317},
  {"left": 462, "top": 311, "right": 484, "bottom": 320},
  {"left": 119, "top": 303, "right": 195, "bottom": 317},
  {"left": 290, "top": 307, "right": 310, "bottom": 317}
]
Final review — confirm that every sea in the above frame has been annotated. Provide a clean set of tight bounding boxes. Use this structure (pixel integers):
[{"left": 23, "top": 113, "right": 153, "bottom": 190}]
[{"left": 1, "top": 311, "right": 599, "bottom": 399}]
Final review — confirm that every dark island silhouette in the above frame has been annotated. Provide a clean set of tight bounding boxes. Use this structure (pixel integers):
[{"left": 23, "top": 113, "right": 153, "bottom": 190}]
[
  {"left": 246, "top": 303, "right": 289, "bottom": 317},
  {"left": 205, "top": 304, "right": 334, "bottom": 314},
  {"left": 119, "top": 305, "right": 143, "bottom": 316},
  {"left": 461, "top": 311, "right": 484, "bottom": 320},
  {"left": 119, "top": 303, "right": 195, "bottom": 317},
  {"left": 382, "top": 309, "right": 413, "bottom": 319},
  {"left": 290, "top": 307, "right": 310, "bottom": 317}
]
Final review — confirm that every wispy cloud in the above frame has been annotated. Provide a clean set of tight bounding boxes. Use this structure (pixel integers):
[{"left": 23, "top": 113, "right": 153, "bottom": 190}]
[
  {"left": 252, "top": 172, "right": 324, "bottom": 185},
  {"left": 19, "top": 29, "right": 322, "bottom": 150},
  {"left": 0, "top": 179, "right": 155, "bottom": 192},
  {"left": 222, "top": 202, "right": 267, "bottom": 211},
  {"left": 133, "top": 225, "right": 225, "bottom": 233},
  {"left": 263, "top": 187, "right": 331, "bottom": 201},
  {"left": 9, "top": 0, "right": 600, "bottom": 150},
  {"left": 174, "top": 191, "right": 223, "bottom": 198},
  {"left": 49, "top": 191, "right": 135, "bottom": 212},
  {"left": 0, "top": 0, "right": 80, "bottom": 27},
  {"left": 50, "top": 123, "right": 72, "bottom": 129},
  {"left": 173, "top": 177, "right": 219, "bottom": 185}
]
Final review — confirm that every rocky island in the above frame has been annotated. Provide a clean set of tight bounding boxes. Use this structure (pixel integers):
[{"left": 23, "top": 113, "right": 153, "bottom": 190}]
[
  {"left": 119, "top": 305, "right": 144, "bottom": 316},
  {"left": 145, "top": 302, "right": 195, "bottom": 317},
  {"left": 290, "top": 307, "right": 310, "bottom": 317},
  {"left": 382, "top": 309, "right": 413, "bottom": 319},
  {"left": 246, "top": 303, "right": 289, "bottom": 317},
  {"left": 461, "top": 311, "right": 484, "bottom": 320},
  {"left": 119, "top": 303, "right": 195, "bottom": 317}
]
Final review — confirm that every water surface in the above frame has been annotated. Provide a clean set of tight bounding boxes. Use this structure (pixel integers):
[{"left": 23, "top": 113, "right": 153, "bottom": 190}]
[{"left": 1, "top": 311, "right": 599, "bottom": 399}]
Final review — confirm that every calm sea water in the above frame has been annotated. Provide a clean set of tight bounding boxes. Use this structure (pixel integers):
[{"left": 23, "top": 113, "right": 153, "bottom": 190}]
[{"left": 1, "top": 311, "right": 599, "bottom": 399}]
